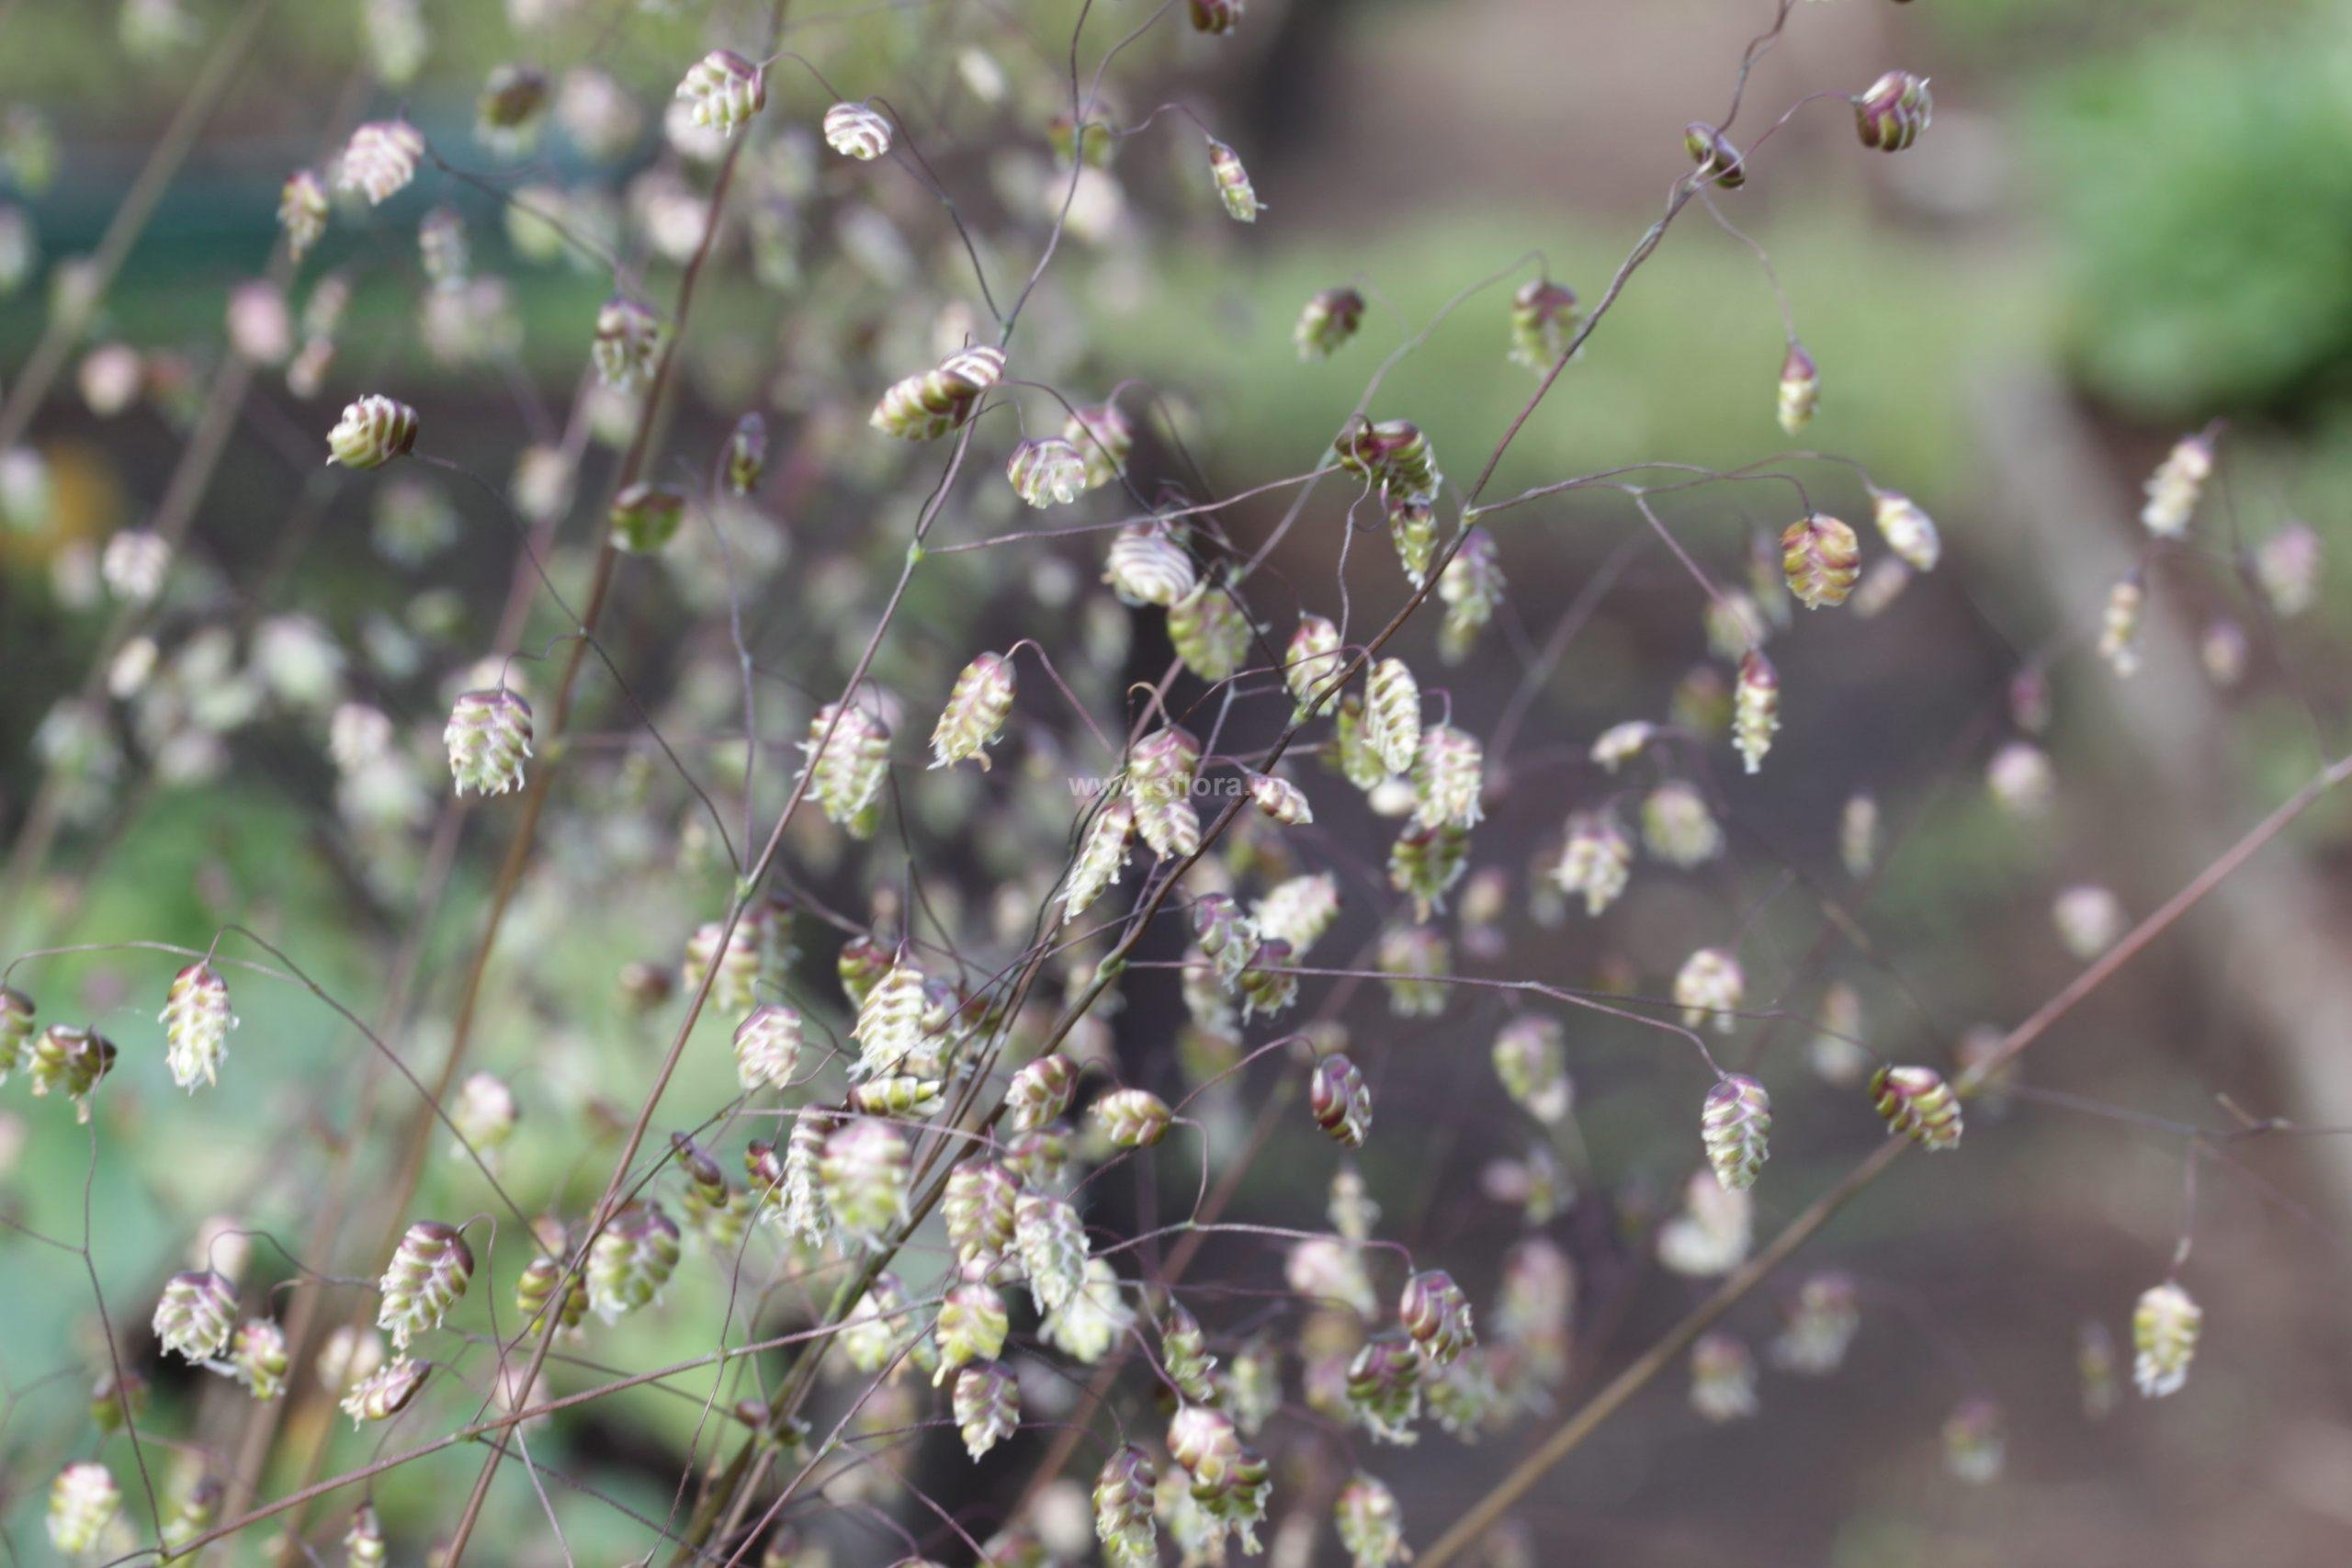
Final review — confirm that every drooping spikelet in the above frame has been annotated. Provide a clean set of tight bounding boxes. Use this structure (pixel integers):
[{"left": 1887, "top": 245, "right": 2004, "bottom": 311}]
[
  {"left": 2256, "top": 523, "right": 2321, "bottom": 616},
  {"left": 1310, "top": 1054, "right": 1372, "bottom": 1147},
  {"left": 1700, "top": 1074, "right": 1772, "bottom": 1190},
  {"left": 592, "top": 295, "right": 661, "bottom": 388},
  {"left": 1399, "top": 1269, "right": 1475, "bottom": 1369},
  {"left": 1509, "top": 276, "right": 1581, "bottom": 370},
  {"left": 339, "top": 120, "right": 424, "bottom": 206},
  {"left": 1734, "top": 650, "right": 1780, "bottom": 774},
  {"left": 1094, "top": 1446, "right": 1159, "bottom": 1568},
  {"left": 2142, "top": 431, "right": 2212, "bottom": 537},
  {"left": 943, "top": 1158, "right": 1021, "bottom": 1267},
  {"left": 931, "top": 651, "right": 1016, "bottom": 770},
  {"left": 1776, "top": 343, "right": 1819, "bottom": 434},
  {"left": 1869, "top": 486, "right": 1941, "bottom": 570},
  {"left": 851, "top": 1074, "right": 944, "bottom": 1118},
  {"left": 1689, "top": 1332, "right": 1758, "bottom": 1422},
  {"left": 1772, "top": 1272, "right": 1860, "bottom": 1375},
  {"left": 1093, "top": 1087, "right": 1172, "bottom": 1147},
  {"left": 154, "top": 1269, "right": 238, "bottom": 1361},
  {"left": 1007, "top": 436, "right": 1088, "bottom": 507},
  {"left": 1345, "top": 1334, "right": 1424, "bottom": 1443},
  {"left": 1493, "top": 1015, "right": 1571, "bottom": 1122},
  {"left": 1870, "top": 1063, "right": 1962, "bottom": 1150},
  {"left": 1061, "top": 796, "right": 1136, "bottom": 922},
  {"left": 345, "top": 1504, "right": 387, "bottom": 1568},
  {"left": 340, "top": 1356, "right": 428, "bottom": 1426},
  {"left": 32, "top": 1024, "right": 118, "bottom": 1121},
  {"left": 515, "top": 1253, "right": 585, "bottom": 1337},
  {"left": 1683, "top": 121, "right": 1746, "bottom": 187},
  {"left": 377, "top": 1221, "right": 474, "bottom": 1349},
  {"left": 1129, "top": 726, "right": 1203, "bottom": 858},
  {"left": 1205, "top": 137, "right": 1260, "bottom": 221},
  {"left": 325, "top": 394, "right": 418, "bottom": 469},
  {"left": 279, "top": 169, "right": 328, "bottom": 260},
  {"left": 871, "top": 345, "right": 1003, "bottom": 439},
  {"left": 1674, "top": 948, "right": 1745, "bottom": 1033},
  {"left": 733, "top": 1002, "right": 802, "bottom": 1091},
  {"left": 232, "top": 1317, "right": 290, "bottom": 1399},
  {"left": 1335, "top": 1473, "right": 1409, "bottom": 1568},
  {"left": 1436, "top": 527, "right": 1506, "bottom": 662},
  {"left": 48, "top": 1461, "right": 120, "bottom": 1556},
  {"left": 800, "top": 700, "right": 890, "bottom": 835},
  {"left": 954, "top": 1360, "right": 1020, "bottom": 1458},
  {"left": 2098, "top": 576, "right": 2144, "bottom": 678},
  {"left": 1253, "top": 872, "right": 1340, "bottom": 954},
  {"left": 1363, "top": 658, "right": 1421, "bottom": 776},
  {"left": 161, "top": 960, "right": 235, "bottom": 1091},
  {"left": 935, "top": 1275, "right": 1011, "bottom": 1381},
  {"left": 2132, "top": 1281, "right": 2201, "bottom": 1397},
  {"left": 1853, "top": 71, "right": 1932, "bottom": 152},
  {"left": 726, "top": 412, "right": 766, "bottom": 494},
  {"left": 1015, "top": 1190, "right": 1089, "bottom": 1314},
  {"left": 819, "top": 1118, "right": 908, "bottom": 1239},
  {"left": 1063, "top": 401, "right": 1135, "bottom": 491},
  {"left": 1411, "top": 724, "right": 1485, "bottom": 829},
  {"left": 684, "top": 908, "right": 770, "bottom": 1016},
  {"left": 1781, "top": 513, "right": 1861, "bottom": 609},
  {"left": 1284, "top": 613, "right": 1344, "bottom": 716},
  {"left": 444, "top": 688, "right": 531, "bottom": 795},
  {"left": 1388, "top": 820, "right": 1468, "bottom": 919},
  {"left": 1006, "top": 1053, "right": 1078, "bottom": 1132},
  {"left": 676, "top": 50, "right": 765, "bottom": 137},
  {"left": 1167, "top": 581, "right": 1252, "bottom": 682},
  {"left": 1191, "top": 0, "right": 1244, "bottom": 34},
  {"left": 1249, "top": 771, "right": 1312, "bottom": 826},
  {"left": 1554, "top": 813, "right": 1632, "bottom": 916},
  {"left": 607, "top": 481, "right": 684, "bottom": 553},
  {"left": 1295, "top": 286, "right": 1366, "bottom": 360},
  {"left": 1335, "top": 417, "right": 1442, "bottom": 501},
  {"left": 586, "top": 1201, "right": 682, "bottom": 1321},
  {"left": 0, "top": 985, "right": 34, "bottom": 1086},
  {"left": 850, "top": 958, "right": 929, "bottom": 1079},
  {"left": 1103, "top": 522, "right": 1196, "bottom": 607},
  {"left": 822, "top": 100, "right": 892, "bottom": 160},
  {"left": 1156, "top": 1298, "right": 1217, "bottom": 1402},
  {"left": 1378, "top": 925, "right": 1449, "bottom": 1018}
]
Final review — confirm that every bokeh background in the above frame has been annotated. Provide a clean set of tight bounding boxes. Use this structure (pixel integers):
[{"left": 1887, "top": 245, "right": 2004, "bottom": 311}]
[{"left": 3, "top": 1, "right": 2352, "bottom": 1565}]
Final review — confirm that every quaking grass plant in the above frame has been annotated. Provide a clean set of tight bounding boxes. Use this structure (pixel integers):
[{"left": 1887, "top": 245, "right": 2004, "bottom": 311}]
[{"left": 0, "top": 1, "right": 2343, "bottom": 1565}]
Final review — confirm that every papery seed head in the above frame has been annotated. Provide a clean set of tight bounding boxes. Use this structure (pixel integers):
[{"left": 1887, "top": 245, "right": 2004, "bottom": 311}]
[
  {"left": 1436, "top": 527, "right": 1506, "bottom": 663},
  {"left": 1509, "top": 277, "right": 1581, "bottom": 371},
  {"left": 2098, "top": 577, "right": 2144, "bottom": 678},
  {"left": 1363, "top": 658, "right": 1422, "bottom": 777},
  {"left": 279, "top": 170, "right": 329, "bottom": 260},
  {"left": 377, "top": 1220, "right": 474, "bottom": 1349},
  {"left": 677, "top": 50, "right": 765, "bottom": 136},
  {"left": 1062, "top": 797, "right": 1136, "bottom": 923},
  {"left": 2132, "top": 1280, "right": 2202, "bottom": 1397},
  {"left": 1387, "top": 818, "right": 1469, "bottom": 920},
  {"left": 1062, "top": 401, "right": 1134, "bottom": 491},
  {"left": 1335, "top": 1473, "right": 1409, "bottom": 1568},
  {"left": 954, "top": 1360, "right": 1020, "bottom": 1458},
  {"left": 1377, "top": 926, "right": 1449, "bottom": 1018},
  {"left": 1553, "top": 813, "right": 1631, "bottom": 916},
  {"left": 161, "top": 961, "right": 235, "bottom": 1092},
  {"left": 1205, "top": 137, "right": 1261, "bottom": 221},
  {"left": 870, "top": 345, "right": 1004, "bottom": 440},
  {"left": 1167, "top": 581, "right": 1252, "bottom": 682},
  {"left": 1284, "top": 614, "right": 1344, "bottom": 717},
  {"left": 1399, "top": 1269, "right": 1475, "bottom": 1368},
  {"left": 154, "top": 1269, "right": 238, "bottom": 1361},
  {"left": 733, "top": 1002, "right": 803, "bottom": 1092},
  {"left": 943, "top": 1158, "right": 1022, "bottom": 1267},
  {"left": 1734, "top": 651, "right": 1780, "bottom": 774},
  {"left": 1345, "top": 1334, "right": 1423, "bottom": 1444},
  {"left": 339, "top": 120, "right": 424, "bottom": 206},
  {"left": 1411, "top": 724, "right": 1485, "bottom": 829},
  {"left": 1295, "top": 287, "right": 1366, "bottom": 360},
  {"left": 1853, "top": 71, "right": 1932, "bottom": 152},
  {"left": 1683, "top": 121, "right": 1746, "bottom": 187},
  {"left": 1776, "top": 342, "right": 1819, "bottom": 435},
  {"left": 823, "top": 101, "right": 892, "bottom": 159},
  {"left": 1129, "top": 726, "right": 1204, "bottom": 858},
  {"left": 937, "top": 1279, "right": 1012, "bottom": 1380},
  {"left": 1103, "top": 522, "right": 1196, "bottom": 608},
  {"left": 49, "top": 1461, "right": 120, "bottom": 1556},
  {"left": 932, "top": 651, "right": 1016, "bottom": 770},
  {"left": 445, "top": 688, "right": 531, "bottom": 795},
  {"left": 340, "top": 1355, "right": 428, "bottom": 1426},
  {"left": 1015, "top": 1190, "right": 1090, "bottom": 1315},
  {"left": 585, "top": 1201, "right": 682, "bottom": 1321},
  {"left": 1248, "top": 771, "right": 1313, "bottom": 827},
  {"left": 1870, "top": 1063, "right": 1962, "bottom": 1150},
  {"left": 1191, "top": 0, "right": 1244, "bottom": 33},
  {"left": 1781, "top": 513, "right": 1860, "bottom": 609},
  {"left": 1869, "top": 487, "right": 1941, "bottom": 571},
  {"left": 1006, "top": 1053, "right": 1079, "bottom": 1133},
  {"left": 325, "top": 394, "right": 418, "bottom": 469},
  {"left": 800, "top": 700, "right": 891, "bottom": 836},
  {"left": 1094, "top": 1446, "right": 1159, "bottom": 1568},
  {"left": 1007, "top": 436, "right": 1088, "bottom": 508},
  {"left": 1092, "top": 1087, "right": 1172, "bottom": 1147},
  {"left": 1690, "top": 1331, "right": 1758, "bottom": 1422},
  {"left": 819, "top": 1118, "right": 909, "bottom": 1238},
  {"left": 232, "top": 1318, "right": 290, "bottom": 1400},
  {"left": 1674, "top": 948, "right": 1745, "bottom": 1034},
  {"left": 1309, "top": 1055, "right": 1372, "bottom": 1147},
  {"left": 1700, "top": 1074, "right": 1772, "bottom": 1190},
  {"left": 1772, "top": 1272, "right": 1860, "bottom": 1375},
  {"left": 592, "top": 295, "right": 662, "bottom": 388},
  {"left": 2142, "top": 431, "right": 2212, "bottom": 538}
]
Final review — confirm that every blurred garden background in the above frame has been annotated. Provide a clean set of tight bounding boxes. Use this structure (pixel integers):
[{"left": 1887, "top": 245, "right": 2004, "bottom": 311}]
[{"left": 3, "top": 0, "right": 2352, "bottom": 1564}]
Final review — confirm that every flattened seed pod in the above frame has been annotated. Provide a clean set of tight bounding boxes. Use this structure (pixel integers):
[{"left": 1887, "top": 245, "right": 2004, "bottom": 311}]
[
  {"left": 800, "top": 700, "right": 890, "bottom": 834},
  {"left": 1776, "top": 343, "right": 1819, "bottom": 435},
  {"left": 819, "top": 1118, "right": 909, "bottom": 1237},
  {"left": 677, "top": 50, "right": 765, "bottom": 137},
  {"left": 340, "top": 1356, "right": 427, "bottom": 1426},
  {"left": 162, "top": 960, "right": 235, "bottom": 1091},
  {"left": 823, "top": 100, "right": 892, "bottom": 160},
  {"left": 1128, "top": 726, "right": 1203, "bottom": 858},
  {"left": 444, "top": 688, "right": 531, "bottom": 795},
  {"left": 1869, "top": 486, "right": 1940, "bottom": 570},
  {"left": 376, "top": 1220, "right": 474, "bottom": 1348},
  {"left": 1683, "top": 120, "right": 1746, "bottom": 187},
  {"left": 1509, "top": 276, "right": 1581, "bottom": 370},
  {"left": 1284, "top": 613, "right": 1344, "bottom": 716},
  {"left": 2132, "top": 1280, "right": 2201, "bottom": 1397},
  {"left": 1335, "top": 1473, "right": 1409, "bottom": 1568},
  {"left": 154, "top": 1269, "right": 238, "bottom": 1361},
  {"left": 1363, "top": 658, "right": 1421, "bottom": 776},
  {"left": 592, "top": 295, "right": 661, "bottom": 388},
  {"left": 1063, "top": 401, "right": 1134, "bottom": 491},
  {"left": 1249, "top": 772, "right": 1312, "bottom": 826},
  {"left": 585, "top": 1201, "right": 682, "bottom": 1320},
  {"left": 1015, "top": 1190, "right": 1089, "bottom": 1314},
  {"left": 31, "top": 1025, "right": 117, "bottom": 1121},
  {"left": 1167, "top": 581, "right": 1251, "bottom": 682},
  {"left": 1870, "top": 1063, "right": 1962, "bottom": 1150},
  {"left": 1205, "top": 137, "right": 1260, "bottom": 221},
  {"left": 1344, "top": 1334, "right": 1423, "bottom": 1443},
  {"left": 1399, "top": 1269, "right": 1475, "bottom": 1368},
  {"left": 1102, "top": 523, "right": 1197, "bottom": 607},
  {"left": 1094, "top": 1446, "right": 1158, "bottom": 1568},
  {"left": 870, "top": 345, "right": 1004, "bottom": 440},
  {"left": 1092, "top": 1087, "right": 1172, "bottom": 1147},
  {"left": 954, "top": 1361, "right": 1020, "bottom": 1458},
  {"left": 1852, "top": 71, "right": 1932, "bottom": 152},
  {"left": 943, "top": 1158, "right": 1021, "bottom": 1266},
  {"left": 1734, "top": 651, "right": 1780, "bottom": 774},
  {"left": 516, "top": 1253, "right": 585, "bottom": 1336},
  {"left": 48, "top": 1462, "right": 120, "bottom": 1556},
  {"left": 733, "top": 1002, "right": 802, "bottom": 1091},
  {"left": 1309, "top": 1054, "right": 1372, "bottom": 1147},
  {"left": 324, "top": 395, "right": 418, "bottom": 469},
  {"left": 279, "top": 169, "right": 328, "bottom": 260},
  {"left": 1295, "top": 287, "right": 1365, "bottom": 360},
  {"left": 1007, "top": 436, "right": 1087, "bottom": 507},
  {"left": 1005, "top": 1053, "right": 1078, "bottom": 1132},
  {"left": 1780, "top": 513, "right": 1860, "bottom": 609},
  {"left": 1061, "top": 797, "right": 1136, "bottom": 922},
  {"left": 232, "top": 1318, "right": 290, "bottom": 1399},
  {"left": 1700, "top": 1075, "right": 1772, "bottom": 1190},
  {"left": 1674, "top": 948, "right": 1745, "bottom": 1033},
  {"left": 339, "top": 120, "right": 424, "bottom": 205},
  {"left": 931, "top": 650, "right": 1016, "bottom": 770},
  {"left": 1553, "top": 813, "right": 1632, "bottom": 916}
]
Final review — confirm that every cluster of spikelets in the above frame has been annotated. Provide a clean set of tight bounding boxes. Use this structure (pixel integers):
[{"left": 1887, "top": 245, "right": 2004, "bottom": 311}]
[{"left": 11, "top": 7, "right": 2312, "bottom": 1563}]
